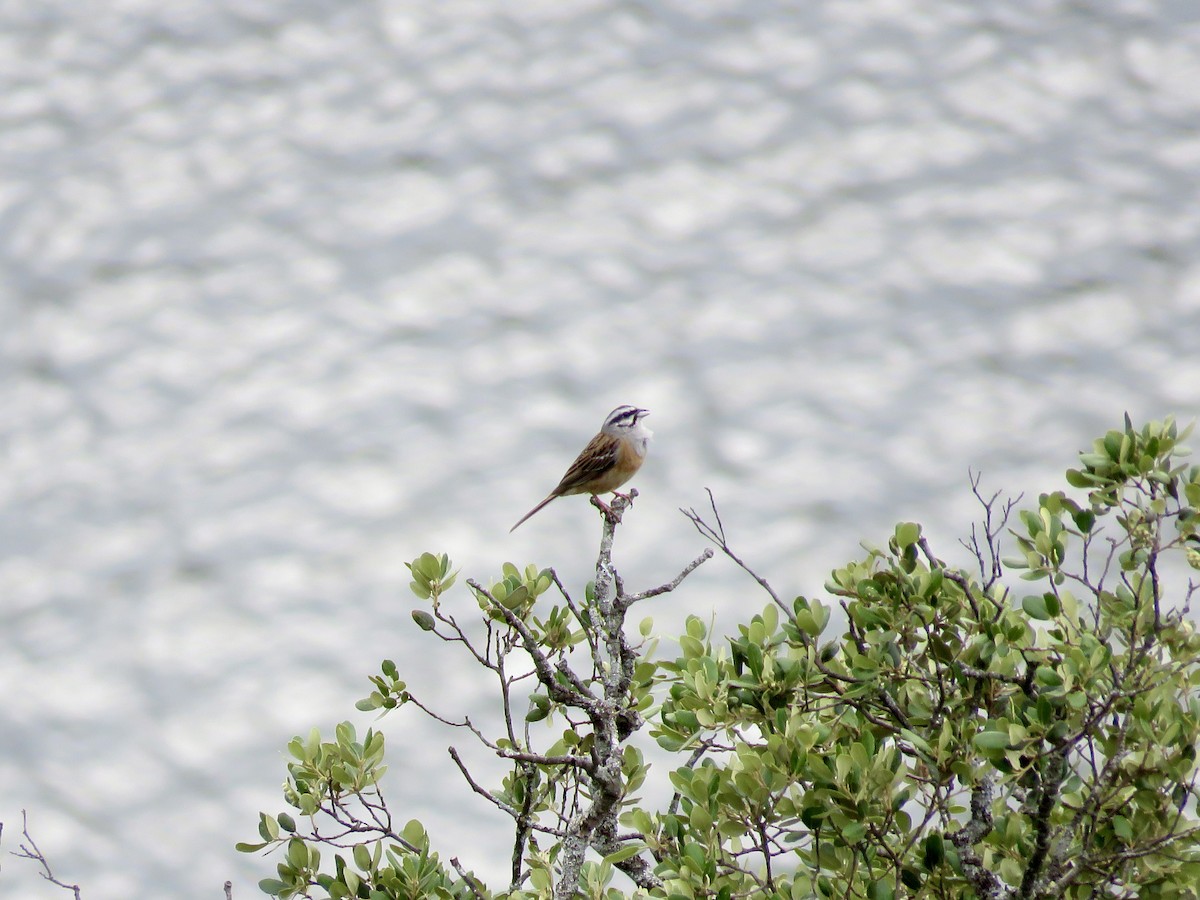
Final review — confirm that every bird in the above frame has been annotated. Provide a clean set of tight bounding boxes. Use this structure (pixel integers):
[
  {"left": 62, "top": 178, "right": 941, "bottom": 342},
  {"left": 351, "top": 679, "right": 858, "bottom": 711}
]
[{"left": 510, "top": 405, "right": 652, "bottom": 532}]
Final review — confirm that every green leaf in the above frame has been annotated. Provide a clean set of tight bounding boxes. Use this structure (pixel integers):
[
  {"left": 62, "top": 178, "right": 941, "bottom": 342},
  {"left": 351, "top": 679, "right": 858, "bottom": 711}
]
[
  {"left": 1104, "top": 431, "right": 1123, "bottom": 461},
  {"left": 894, "top": 522, "right": 922, "bottom": 550},
  {"left": 411, "top": 610, "right": 436, "bottom": 631},
  {"left": 1022, "top": 594, "right": 1051, "bottom": 620},
  {"left": 794, "top": 609, "right": 821, "bottom": 636},
  {"left": 1035, "top": 666, "right": 1063, "bottom": 687},
  {"left": 900, "top": 729, "right": 932, "bottom": 759},
  {"left": 683, "top": 841, "right": 708, "bottom": 871},
  {"left": 1113, "top": 816, "right": 1133, "bottom": 840},
  {"left": 1071, "top": 508, "right": 1096, "bottom": 532},
  {"left": 973, "top": 731, "right": 1010, "bottom": 751},
  {"left": 679, "top": 635, "right": 706, "bottom": 659},
  {"left": 259, "top": 811, "right": 280, "bottom": 841},
  {"left": 1065, "top": 467, "right": 1100, "bottom": 488},
  {"left": 402, "top": 819, "right": 427, "bottom": 846},
  {"left": 923, "top": 832, "right": 944, "bottom": 869},
  {"left": 353, "top": 843, "right": 372, "bottom": 871},
  {"left": 503, "top": 584, "right": 529, "bottom": 607},
  {"left": 287, "top": 838, "right": 310, "bottom": 869},
  {"left": 842, "top": 821, "right": 868, "bottom": 844},
  {"left": 418, "top": 552, "right": 443, "bottom": 579},
  {"left": 602, "top": 844, "right": 645, "bottom": 865}
]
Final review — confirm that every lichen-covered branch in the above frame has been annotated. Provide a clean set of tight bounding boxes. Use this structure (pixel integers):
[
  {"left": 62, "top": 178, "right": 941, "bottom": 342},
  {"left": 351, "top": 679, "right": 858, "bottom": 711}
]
[{"left": 554, "top": 492, "right": 709, "bottom": 898}]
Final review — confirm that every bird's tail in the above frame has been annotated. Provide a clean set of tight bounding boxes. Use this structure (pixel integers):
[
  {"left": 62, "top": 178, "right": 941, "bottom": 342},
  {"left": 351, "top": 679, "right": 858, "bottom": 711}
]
[{"left": 510, "top": 494, "right": 558, "bottom": 532}]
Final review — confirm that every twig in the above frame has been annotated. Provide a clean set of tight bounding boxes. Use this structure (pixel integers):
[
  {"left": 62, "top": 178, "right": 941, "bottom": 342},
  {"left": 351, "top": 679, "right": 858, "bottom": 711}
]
[
  {"left": 450, "top": 857, "right": 489, "bottom": 900},
  {"left": 12, "top": 811, "right": 82, "bottom": 899},
  {"left": 682, "top": 489, "right": 788, "bottom": 614},
  {"left": 500, "top": 748, "right": 595, "bottom": 771},
  {"left": 550, "top": 567, "right": 599, "bottom": 657},
  {"left": 406, "top": 697, "right": 496, "bottom": 744},
  {"left": 959, "top": 471, "right": 1022, "bottom": 592},
  {"left": 466, "top": 579, "right": 596, "bottom": 710},
  {"left": 620, "top": 548, "right": 714, "bottom": 609},
  {"left": 511, "top": 761, "right": 537, "bottom": 889},
  {"left": 448, "top": 746, "right": 524, "bottom": 820}
]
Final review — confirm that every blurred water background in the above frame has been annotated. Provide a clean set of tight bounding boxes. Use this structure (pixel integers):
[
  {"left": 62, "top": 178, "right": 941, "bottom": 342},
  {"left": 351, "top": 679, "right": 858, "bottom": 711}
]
[{"left": 2, "top": 0, "right": 1199, "bottom": 895}]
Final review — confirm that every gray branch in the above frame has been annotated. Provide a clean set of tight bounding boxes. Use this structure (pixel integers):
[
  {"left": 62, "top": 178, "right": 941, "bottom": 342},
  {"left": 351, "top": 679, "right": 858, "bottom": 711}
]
[
  {"left": 948, "top": 777, "right": 1008, "bottom": 900},
  {"left": 552, "top": 491, "right": 705, "bottom": 898}
]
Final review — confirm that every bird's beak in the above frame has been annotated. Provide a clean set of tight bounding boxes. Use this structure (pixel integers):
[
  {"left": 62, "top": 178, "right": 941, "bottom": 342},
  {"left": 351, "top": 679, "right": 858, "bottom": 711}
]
[{"left": 636, "top": 408, "right": 649, "bottom": 419}]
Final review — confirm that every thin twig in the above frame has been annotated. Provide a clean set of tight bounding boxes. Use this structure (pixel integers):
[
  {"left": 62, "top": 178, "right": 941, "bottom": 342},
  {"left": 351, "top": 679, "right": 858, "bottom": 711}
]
[
  {"left": 500, "top": 748, "right": 595, "bottom": 771},
  {"left": 620, "top": 548, "right": 714, "bottom": 608},
  {"left": 681, "top": 489, "right": 788, "bottom": 614},
  {"left": 450, "top": 857, "right": 489, "bottom": 900},
  {"left": 13, "top": 811, "right": 82, "bottom": 900},
  {"left": 447, "top": 746, "right": 522, "bottom": 820},
  {"left": 511, "top": 761, "right": 537, "bottom": 889},
  {"left": 467, "top": 579, "right": 596, "bottom": 709},
  {"left": 550, "top": 567, "right": 599, "bottom": 658}
]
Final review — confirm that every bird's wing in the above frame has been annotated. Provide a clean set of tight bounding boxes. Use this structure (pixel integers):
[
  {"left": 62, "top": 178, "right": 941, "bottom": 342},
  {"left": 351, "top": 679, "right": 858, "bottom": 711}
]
[{"left": 553, "top": 433, "right": 619, "bottom": 496}]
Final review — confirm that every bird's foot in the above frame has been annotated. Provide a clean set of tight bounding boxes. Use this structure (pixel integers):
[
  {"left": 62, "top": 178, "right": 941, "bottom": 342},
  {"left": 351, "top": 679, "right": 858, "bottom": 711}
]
[{"left": 592, "top": 488, "right": 638, "bottom": 516}]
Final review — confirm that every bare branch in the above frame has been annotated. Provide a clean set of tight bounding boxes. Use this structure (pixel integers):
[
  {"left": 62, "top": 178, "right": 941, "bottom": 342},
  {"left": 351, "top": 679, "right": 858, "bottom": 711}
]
[
  {"left": 620, "top": 547, "right": 713, "bottom": 608},
  {"left": 11, "top": 811, "right": 82, "bottom": 900},
  {"left": 450, "top": 857, "right": 489, "bottom": 900},
  {"left": 959, "top": 470, "right": 1022, "bottom": 592},
  {"left": 499, "top": 748, "right": 595, "bottom": 772},
  {"left": 405, "top": 697, "right": 497, "bottom": 745},
  {"left": 682, "top": 489, "right": 788, "bottom": 614},
  {"left": 448, "top": 746, "right": 523, "bottom": 822}
]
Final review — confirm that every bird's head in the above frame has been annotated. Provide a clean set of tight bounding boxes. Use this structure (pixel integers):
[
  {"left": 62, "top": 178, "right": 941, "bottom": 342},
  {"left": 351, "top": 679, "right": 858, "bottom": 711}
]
[{"left": 602, "top": 405, "right": 651, "bottom": 437}]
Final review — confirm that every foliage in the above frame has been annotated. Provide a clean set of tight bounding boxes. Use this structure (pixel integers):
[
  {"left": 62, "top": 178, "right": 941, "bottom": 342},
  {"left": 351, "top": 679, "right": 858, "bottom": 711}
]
[{"left": 242, "top": 416, "right": 1200, "bottom": 899}]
